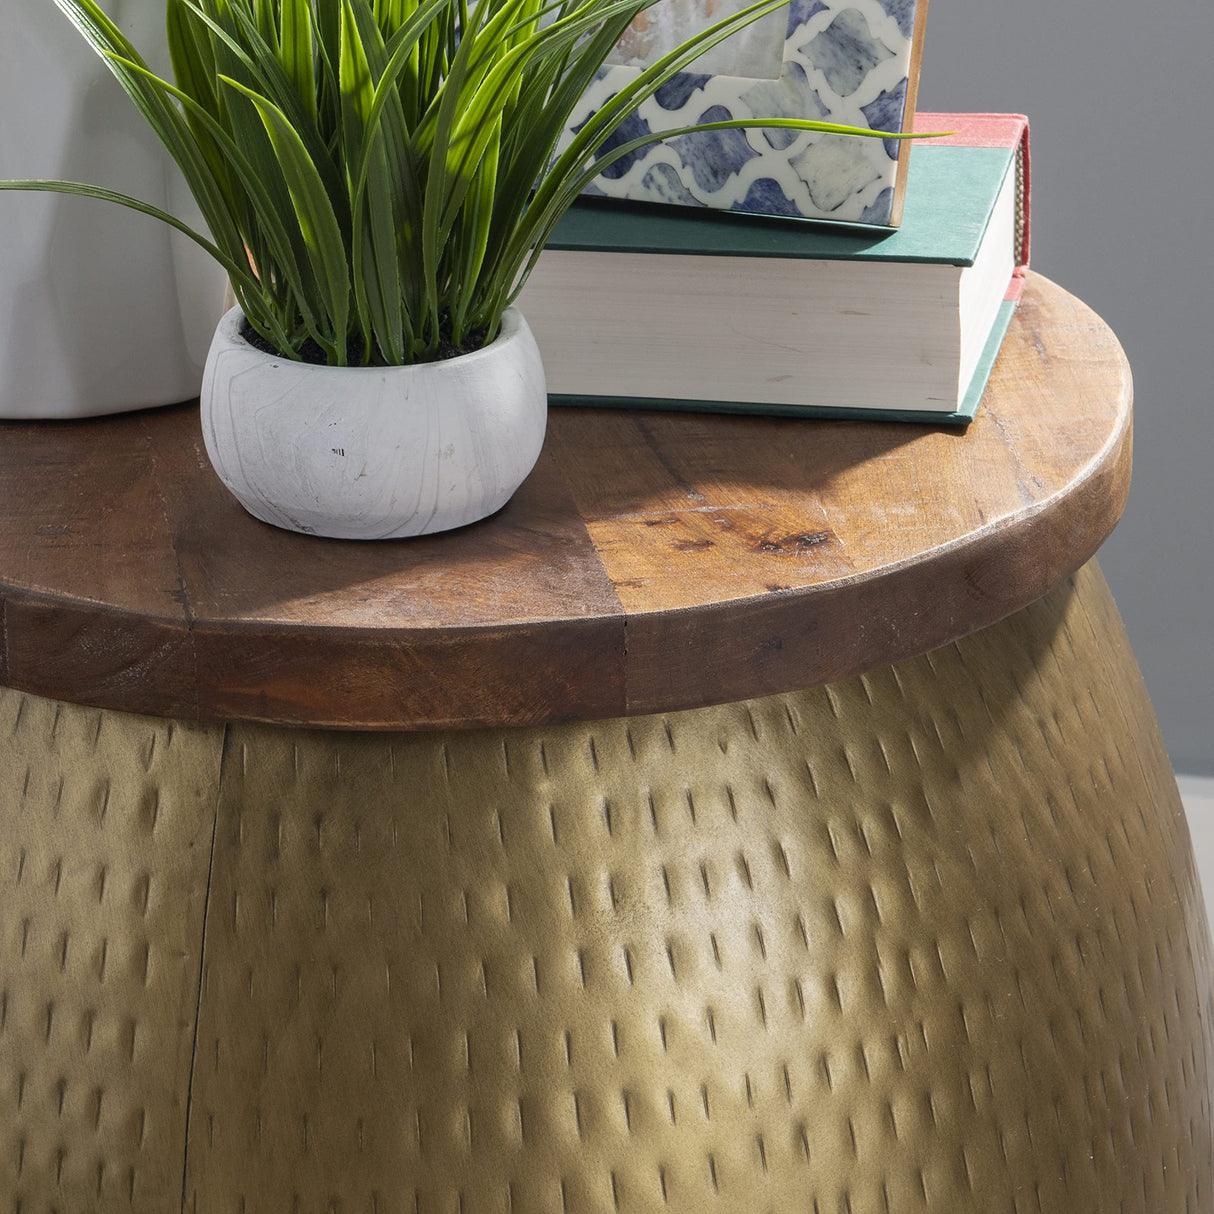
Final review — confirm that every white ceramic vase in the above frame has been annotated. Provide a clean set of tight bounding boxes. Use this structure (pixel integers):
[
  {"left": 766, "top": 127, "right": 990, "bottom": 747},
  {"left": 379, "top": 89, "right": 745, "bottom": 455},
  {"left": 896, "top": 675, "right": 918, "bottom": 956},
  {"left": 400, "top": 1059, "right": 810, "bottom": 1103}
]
[
  {"left": 200, "top": 307, "right": 548, "bottom": 540},
  {"left": 0, "top": 0, "right": 229, "bottom": 419}
]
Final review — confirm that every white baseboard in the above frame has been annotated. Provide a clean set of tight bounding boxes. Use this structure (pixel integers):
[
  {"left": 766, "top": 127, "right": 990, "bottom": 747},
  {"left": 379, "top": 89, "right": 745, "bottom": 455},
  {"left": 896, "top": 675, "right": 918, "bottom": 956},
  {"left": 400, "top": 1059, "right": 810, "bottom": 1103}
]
[{"left": 1179, "top": 774, "right": 1214, "bottom": 937}]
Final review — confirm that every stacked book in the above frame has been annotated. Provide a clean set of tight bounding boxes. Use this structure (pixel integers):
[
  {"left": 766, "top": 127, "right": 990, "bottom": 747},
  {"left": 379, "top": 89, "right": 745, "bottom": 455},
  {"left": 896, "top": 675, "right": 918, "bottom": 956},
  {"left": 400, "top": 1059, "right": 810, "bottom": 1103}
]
[{"left": 518, "top": 114, "right": 1031, "bottom": 424}]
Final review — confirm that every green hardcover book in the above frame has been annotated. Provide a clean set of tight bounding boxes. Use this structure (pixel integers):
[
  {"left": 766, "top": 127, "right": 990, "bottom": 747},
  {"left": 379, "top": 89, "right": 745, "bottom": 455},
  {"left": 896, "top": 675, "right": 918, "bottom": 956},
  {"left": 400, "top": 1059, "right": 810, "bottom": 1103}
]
[{"left": 517, "top": 113, "right": 1031, "bottom": 424}]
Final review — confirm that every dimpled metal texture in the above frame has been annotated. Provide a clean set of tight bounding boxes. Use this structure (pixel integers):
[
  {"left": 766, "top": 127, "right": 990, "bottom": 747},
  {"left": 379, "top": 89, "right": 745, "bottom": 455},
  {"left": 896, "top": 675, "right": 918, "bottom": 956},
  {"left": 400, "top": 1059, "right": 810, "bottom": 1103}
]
[
  {"left": 3, "top": 561, "right": 1212, "bottom": 1212},
  {"left": 0, "top": 692, "right": 223, "bottom": 1209}
]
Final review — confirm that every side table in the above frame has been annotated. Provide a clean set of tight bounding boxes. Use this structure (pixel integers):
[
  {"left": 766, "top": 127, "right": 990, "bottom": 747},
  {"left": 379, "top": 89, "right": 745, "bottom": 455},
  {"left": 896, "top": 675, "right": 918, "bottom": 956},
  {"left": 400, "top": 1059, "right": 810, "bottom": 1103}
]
[{"left": 1, "top": 275, "right": 1209, "bottom": 1212}]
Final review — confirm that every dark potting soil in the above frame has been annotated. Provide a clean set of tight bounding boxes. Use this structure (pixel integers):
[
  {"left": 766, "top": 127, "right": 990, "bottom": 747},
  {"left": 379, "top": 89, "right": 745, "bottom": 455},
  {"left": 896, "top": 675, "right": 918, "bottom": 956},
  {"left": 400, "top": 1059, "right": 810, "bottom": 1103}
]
[{"left": 239, "top": 319, "right": 489, "bottom": 365}]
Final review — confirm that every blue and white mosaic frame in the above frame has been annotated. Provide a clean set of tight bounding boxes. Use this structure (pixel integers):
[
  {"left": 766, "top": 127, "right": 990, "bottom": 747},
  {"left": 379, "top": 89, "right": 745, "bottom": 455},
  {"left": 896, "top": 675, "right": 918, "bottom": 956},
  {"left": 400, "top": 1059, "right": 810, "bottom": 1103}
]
[{"left": 564, "top": 0, "right": 928, "bottom": 226}]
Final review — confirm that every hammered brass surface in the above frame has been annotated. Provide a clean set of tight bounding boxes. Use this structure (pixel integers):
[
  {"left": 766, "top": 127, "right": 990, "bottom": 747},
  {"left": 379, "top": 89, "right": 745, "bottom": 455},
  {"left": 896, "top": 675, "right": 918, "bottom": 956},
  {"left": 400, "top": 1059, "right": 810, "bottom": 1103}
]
[
  {"left": 0, "top": 693, "right": 224, "bottom": 1210},
  {"left": 182, "top": 563, "right": 1212, "bottom": 1213},
  {"left": 2, "top": 562, "right": 1211, "bottom": 1213}
]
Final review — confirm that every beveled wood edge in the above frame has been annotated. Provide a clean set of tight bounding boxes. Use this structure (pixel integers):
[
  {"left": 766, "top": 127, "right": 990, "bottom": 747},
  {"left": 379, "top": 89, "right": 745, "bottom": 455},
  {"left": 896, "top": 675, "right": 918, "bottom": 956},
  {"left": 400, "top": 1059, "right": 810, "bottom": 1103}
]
[
  {"left": 0, "top": 277, "right": 1134, "bottom": 730},
  {"left": 0, "top": 588, "right": 630, "bottom": 728},
  {"left": 0, "top": 421, "right": 1131, "bottom": 730},
  {"left": 621, "top": 417, "right": 1132, "bottom": 716}
]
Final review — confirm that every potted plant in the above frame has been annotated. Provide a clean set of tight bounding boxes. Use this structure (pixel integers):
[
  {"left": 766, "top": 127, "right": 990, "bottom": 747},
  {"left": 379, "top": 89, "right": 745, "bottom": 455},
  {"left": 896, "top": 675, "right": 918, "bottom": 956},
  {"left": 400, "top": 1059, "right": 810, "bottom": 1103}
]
[{"left": 1, "top": 0, "right": 909, "bottom": 538}]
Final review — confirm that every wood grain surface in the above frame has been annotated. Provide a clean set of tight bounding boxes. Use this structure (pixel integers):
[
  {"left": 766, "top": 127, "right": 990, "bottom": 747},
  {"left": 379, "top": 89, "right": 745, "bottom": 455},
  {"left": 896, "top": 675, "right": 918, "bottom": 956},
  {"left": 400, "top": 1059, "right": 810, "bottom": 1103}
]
[{"left": 0, "top": 274, "right": 1132, "bottom": 728}]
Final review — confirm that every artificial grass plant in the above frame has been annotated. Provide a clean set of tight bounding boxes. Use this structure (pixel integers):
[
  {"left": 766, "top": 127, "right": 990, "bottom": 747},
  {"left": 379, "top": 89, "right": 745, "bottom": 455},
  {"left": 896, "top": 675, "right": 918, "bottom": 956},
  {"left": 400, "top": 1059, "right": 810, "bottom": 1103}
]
[{"left": 1, "top": 0, "right": 917, "bottom": 366}]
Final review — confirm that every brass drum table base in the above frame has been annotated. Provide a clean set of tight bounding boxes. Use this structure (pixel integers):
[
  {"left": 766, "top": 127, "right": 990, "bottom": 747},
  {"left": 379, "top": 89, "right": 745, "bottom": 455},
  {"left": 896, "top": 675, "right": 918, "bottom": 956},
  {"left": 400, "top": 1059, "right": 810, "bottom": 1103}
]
[{"left": 3, "top": 561, "right": 1211, "bottom": 1212}]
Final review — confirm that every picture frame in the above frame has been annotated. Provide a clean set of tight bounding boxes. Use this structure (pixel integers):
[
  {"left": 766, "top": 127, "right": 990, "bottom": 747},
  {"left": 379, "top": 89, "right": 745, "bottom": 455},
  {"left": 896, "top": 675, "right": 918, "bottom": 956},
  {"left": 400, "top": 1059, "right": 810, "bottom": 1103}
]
[{"left": 563, "top": 0, "right": 930, "bottom": 226}]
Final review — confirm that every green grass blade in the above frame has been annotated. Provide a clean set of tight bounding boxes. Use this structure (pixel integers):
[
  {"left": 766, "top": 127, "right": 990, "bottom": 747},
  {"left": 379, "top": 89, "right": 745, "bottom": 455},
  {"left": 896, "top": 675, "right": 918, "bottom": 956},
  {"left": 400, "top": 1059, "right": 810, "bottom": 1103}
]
[
  {"left": 449, "top": 119, "right": 499, "bottom": 340},
  {"left": 253, "top": 0, "right": 279, "bottom": 49},
  {"left": 50, "top": 0, "right": 251, "bottom": 285},
  {"left": 110, "top": 53, "right": 330, "bottom": 346},
  {"left": 164, "top": 2, "right": 238, "bottom": 208},
  {"left": 222, "top": 75, "right": 352, "bottom": 362},
  {"left": 465, "top": 0, "right": 646, "bottom": 305},
  {"left": 359, "top": 132, "right": 408, "bottom": 362},
  {"left": 166, "top": 0, "right": 221, "bottom": 126},
  {"left": 340, "top": 0, "right": 445, "bottom": 344},
  {"left": 342, "top": 0, "right": 404, "bottom": 361},
  {"left": 354, "top": 0, "right": 462, "bottom": 158},
  {"left": 170, "top": 11, "right": 329, "bottom": 309},
  {"left": 180, "top": 0, "right": 344, "bottom": 207},
  {"left": 280, "top": 0, "right": 319, "bottom": 127},
  {"left": 339, "top": 0, "right": 376, "bottom": 165},
  {"left": 375, "top": 0, "right": 415, "bottom": 37},
  {"left": 421, "top": 0, "right": 581, "bottom": 289}
]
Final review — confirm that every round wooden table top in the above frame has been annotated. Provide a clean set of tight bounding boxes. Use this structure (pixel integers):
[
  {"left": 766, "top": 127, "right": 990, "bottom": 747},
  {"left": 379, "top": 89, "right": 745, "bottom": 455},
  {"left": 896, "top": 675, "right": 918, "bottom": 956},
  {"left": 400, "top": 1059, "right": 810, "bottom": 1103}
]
[{"left": 0, "top": 273, "right": 1131, "bottom": 730}]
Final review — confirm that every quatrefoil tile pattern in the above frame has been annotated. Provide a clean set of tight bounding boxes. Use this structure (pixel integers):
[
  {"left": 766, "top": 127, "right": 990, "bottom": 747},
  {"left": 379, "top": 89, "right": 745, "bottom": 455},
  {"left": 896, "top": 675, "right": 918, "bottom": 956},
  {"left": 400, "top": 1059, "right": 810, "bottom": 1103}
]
[
  {"left": 2, "top": 561, "right": 1211, "bottom": 1212},
  {"left": 566, "top": 0, "right": 923, "bottom": 222}
]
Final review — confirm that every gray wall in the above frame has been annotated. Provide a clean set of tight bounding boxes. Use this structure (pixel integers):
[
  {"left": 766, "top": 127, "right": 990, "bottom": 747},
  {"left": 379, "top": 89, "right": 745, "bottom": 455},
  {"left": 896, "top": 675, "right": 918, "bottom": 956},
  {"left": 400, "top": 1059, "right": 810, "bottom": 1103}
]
[{"left": 917, "top": 0, "right": 1214, "bottom": 774}]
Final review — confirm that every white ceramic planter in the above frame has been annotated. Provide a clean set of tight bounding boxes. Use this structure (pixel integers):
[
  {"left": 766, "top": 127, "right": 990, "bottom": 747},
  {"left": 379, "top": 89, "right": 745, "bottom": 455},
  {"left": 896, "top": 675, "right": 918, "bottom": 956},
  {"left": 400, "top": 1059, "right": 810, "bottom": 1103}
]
[
  {"left": 200, "top": 307, "right": 548, "bottom": 539},
  {"left": 0, "top": 0, "right": 229, "bottom": 418}
]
